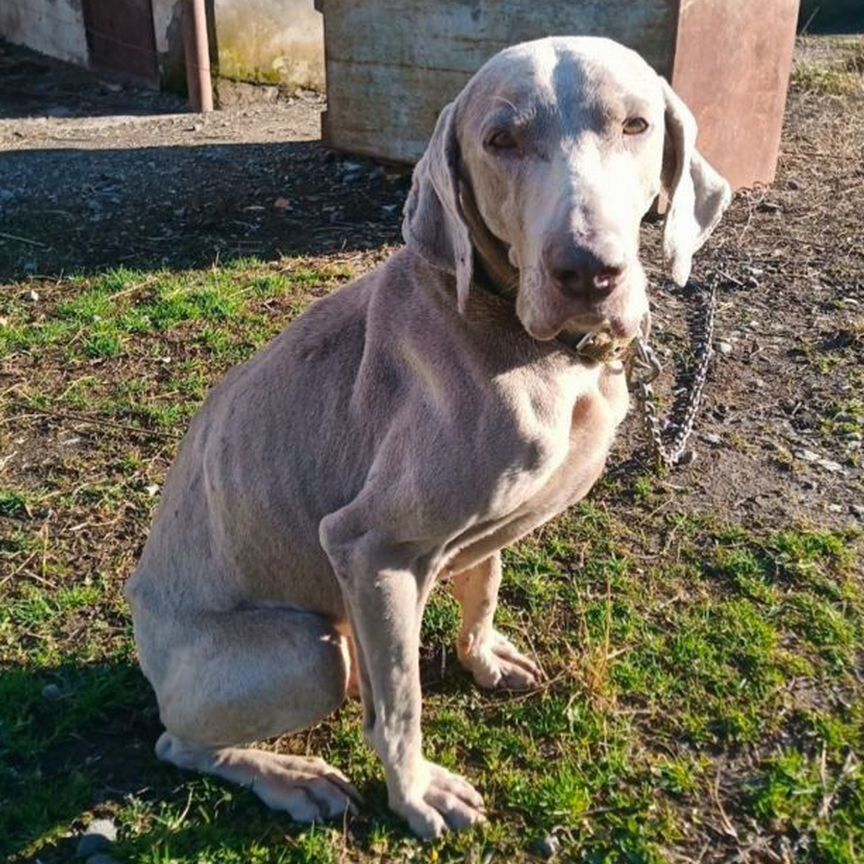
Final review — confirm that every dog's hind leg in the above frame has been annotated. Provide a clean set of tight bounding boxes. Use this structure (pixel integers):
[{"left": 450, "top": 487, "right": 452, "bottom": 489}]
[
  {"left": 450, "top": 553, "right": 544, "bottom": 690},
  {"left": 135, "top": 605, "right": 360, "bottom": 822}
]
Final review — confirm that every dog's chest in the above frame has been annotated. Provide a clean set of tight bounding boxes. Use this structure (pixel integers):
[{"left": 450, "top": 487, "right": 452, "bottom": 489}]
[
  {"left": 521, "top": 366, "right": 628, "bottom": 512},
  {"left": 445, "top": 366, "right": 628, "bottom": 572}
]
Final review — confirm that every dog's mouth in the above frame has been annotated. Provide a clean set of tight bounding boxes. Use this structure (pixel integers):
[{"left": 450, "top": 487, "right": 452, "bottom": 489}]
[
  {"left": 516, "top": 260, "right": 649, "bottom": 349},
  {"left": 521, "top": 295, "right": 646, "bottom": 346},
  {"left": 559, "top": 308, "right": 639, "bottom": 340}
]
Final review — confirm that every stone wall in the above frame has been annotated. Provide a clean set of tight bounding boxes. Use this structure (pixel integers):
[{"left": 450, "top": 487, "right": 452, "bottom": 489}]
[{"left": 151, "top": 0, "right": 189, "bottom": 91}]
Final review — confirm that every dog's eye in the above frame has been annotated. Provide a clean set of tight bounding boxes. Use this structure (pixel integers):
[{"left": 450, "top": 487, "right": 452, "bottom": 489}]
[
  {"left": 487, "top": 130, "right": 519, "bottom": 152},
  {"left": 623, "top": 117, "right": 649, "bottom": 136}
]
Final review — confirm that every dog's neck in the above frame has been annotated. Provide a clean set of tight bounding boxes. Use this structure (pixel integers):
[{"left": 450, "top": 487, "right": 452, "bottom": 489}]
[{"left": 459, "top": 179, "right": 519, "bottom": 300}]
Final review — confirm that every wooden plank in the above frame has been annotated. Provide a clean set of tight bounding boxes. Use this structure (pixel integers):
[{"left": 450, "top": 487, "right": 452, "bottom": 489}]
[
  {"left": 319, "top": 0, "right": 677, "bottom": 162},
  {"left": 671, "top": 0, "right": 800, "bottom": 189},
  {"left": 82, "top": 0, "right": 159, "bottom": 87}
]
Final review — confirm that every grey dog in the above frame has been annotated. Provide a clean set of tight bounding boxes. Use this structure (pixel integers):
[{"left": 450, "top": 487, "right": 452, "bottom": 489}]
[{"left": 126, "top": 36, "right": 730, "bottom": 838}]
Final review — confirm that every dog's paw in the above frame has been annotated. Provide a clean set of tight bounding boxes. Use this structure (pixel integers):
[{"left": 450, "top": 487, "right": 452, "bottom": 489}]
[
  {"left": 237, "top": 752, "right": 361, "bottom": 822},
  {"left": 390, "top": 761, "right": 485, "bottom": 838},
  {"left": 458, "top": 629, "right": 543, "bottom": 690}
]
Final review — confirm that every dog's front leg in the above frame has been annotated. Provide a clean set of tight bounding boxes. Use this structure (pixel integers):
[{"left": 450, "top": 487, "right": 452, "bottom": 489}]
[
  {"left": 451, "top": 553, "right": 543, "bottom": 690},
  {"left": 321, "top": 518, "right": 485, "bottom": 838}
]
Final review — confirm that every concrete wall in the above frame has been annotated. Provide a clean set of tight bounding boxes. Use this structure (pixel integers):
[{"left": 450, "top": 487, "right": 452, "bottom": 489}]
[
  {"left": 150, "top": 0, "right": 324, "bottom": 93},
  {"left": 1, "top": 0, "right": 324, "bottom": 94},
  {"left": 215, "top": 0, "right": 324, "bottom": 92},
  {"left": 0, "top": 0, "right": 89, "bottom": 66}
]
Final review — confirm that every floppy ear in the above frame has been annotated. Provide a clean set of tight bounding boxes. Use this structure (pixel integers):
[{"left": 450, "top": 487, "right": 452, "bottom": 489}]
[
  {"left": 402, "top": 102, "right": 473, "bottom": 314},
  {"left": 660, "top": 79, "right": 732, "bottom": 286}
]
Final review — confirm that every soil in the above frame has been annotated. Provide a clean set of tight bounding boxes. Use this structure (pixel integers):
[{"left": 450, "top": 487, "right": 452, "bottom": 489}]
[
  {"left": 0, "top": 40, "right": 405, "bottom": 281},
  {"left": 1, "top": 38, "right": 862, "bottom": 529}
]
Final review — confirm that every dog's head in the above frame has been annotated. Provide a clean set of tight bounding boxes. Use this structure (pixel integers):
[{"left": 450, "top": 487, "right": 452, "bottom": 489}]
[{"left": 403, "top": 36, "right": 731, "bottom": 342}]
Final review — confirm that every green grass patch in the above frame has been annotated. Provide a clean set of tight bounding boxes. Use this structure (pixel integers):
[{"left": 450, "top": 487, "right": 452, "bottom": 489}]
[
  {"left": 792, "top": 39, "right": 864, "bottom": 96},
  {"left": 0, "top": 257, "right": 861, "bottom": 863}
]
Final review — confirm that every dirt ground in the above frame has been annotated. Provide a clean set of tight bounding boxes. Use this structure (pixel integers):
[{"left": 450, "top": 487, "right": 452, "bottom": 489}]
[
  {"left": 0, "top": 40, "right": 404, "bottom": 281},
  {"left": 7, "top": 40, "right": 862, "bottom": 529},
  {"left": 1, "top": 34, "right": 863, "bottom": 864}
]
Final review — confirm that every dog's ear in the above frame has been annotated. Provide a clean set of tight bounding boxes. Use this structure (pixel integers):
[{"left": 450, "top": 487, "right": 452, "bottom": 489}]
[
  {"left": 402, "top": 102, "right": 473, "bottom": 314},
  {"left": 660, "top": 79, "right": 731, "bottom": 286}
]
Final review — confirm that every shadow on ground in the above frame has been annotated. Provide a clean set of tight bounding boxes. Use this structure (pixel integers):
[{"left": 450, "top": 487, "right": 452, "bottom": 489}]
[
  {"left": 0, "top": 141, "right": 407, "bottom": 283},
  {"left": 0, "top": 658, "right": 157, "bottom": 861},
  {"left": 0, "top": 650, "right": 458, "bottom": 863},
  {"left": 0, "top": 38, "right": 406, "bottom": 283},
  {"left": 0, "top": 40, "right": 185, "bottom": 122}
]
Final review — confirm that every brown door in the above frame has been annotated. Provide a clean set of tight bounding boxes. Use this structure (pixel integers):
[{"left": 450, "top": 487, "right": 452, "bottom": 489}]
[{"left": 81, "top": 0, "right": 159, "bottom": 87}]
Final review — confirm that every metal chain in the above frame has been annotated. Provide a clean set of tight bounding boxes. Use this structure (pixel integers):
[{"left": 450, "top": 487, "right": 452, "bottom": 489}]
[{"left": 629, "top": 275, "right": 719, "bottom": 469}]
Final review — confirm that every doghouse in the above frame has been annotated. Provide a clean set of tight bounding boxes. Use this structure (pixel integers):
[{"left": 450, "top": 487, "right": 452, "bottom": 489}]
[{"left": 315, "top": 0, "right": 801, "bottom": 190}]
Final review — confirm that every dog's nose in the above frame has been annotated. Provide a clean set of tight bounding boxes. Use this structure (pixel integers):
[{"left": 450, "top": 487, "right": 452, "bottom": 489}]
[{"left": 545, "top": 240, "right": 627, "bottom": 299}]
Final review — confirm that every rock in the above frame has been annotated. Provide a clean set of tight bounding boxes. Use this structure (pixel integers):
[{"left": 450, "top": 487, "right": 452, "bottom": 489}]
[
  {"left": 536, "top": 834, "right": 561, "bottom": 859},
  {"left": 795, "top": 449, "right": 847, "bottom": 474},
  {"left": 827, "top": 504, "right": 843, "bottom": 513},
  {"left": 701, "top": 433, "right": 722, "bottom": 446},
  {"left": 77, "top": 819, "right": 117, "bottom": 858},
  {"left": 851, "top": 504, "right": 864, "bottom": 517},
  {"left": 715, "top": 341, "right": 733, "bottom": 355},
  {"left": 41, "top": 683, "right": 62, "bottom": 701},
  {"left": 21, "top": 289, "right": 40, "bottom": 302},
  {"left": 145, "top": 484, "right": 160, "bottom": 497}
]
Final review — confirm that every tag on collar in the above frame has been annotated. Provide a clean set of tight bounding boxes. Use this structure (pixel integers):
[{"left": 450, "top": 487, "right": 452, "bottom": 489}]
[{"left": 573, "top": 322, "right": 635, "bottom": 365}]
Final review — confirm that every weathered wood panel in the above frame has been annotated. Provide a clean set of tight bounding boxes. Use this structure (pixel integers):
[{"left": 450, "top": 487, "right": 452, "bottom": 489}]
[
  {"left": 671, "top": 0, "right": 800, "bottom": 189},
  {"left": 317, "top": 0, "right": 677, "bottom": 163},
  {"left": 82, "top": 0, "right": 159, "bottom": 86}
]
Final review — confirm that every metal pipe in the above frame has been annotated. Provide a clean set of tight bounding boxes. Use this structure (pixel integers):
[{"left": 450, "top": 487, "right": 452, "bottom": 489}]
[{"left": 182, "top": 0, "right": 213, "bottom": 113}]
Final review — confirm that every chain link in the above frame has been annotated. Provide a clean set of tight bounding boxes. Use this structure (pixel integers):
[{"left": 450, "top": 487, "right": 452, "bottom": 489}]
[{"left": 629, "top": 275, "right": 719, "bottom": 469}]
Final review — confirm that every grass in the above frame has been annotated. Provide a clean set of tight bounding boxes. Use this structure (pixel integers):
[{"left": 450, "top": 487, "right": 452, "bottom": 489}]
[
  {"left": 1, "top": 259, "right": 862, "bottom": 863},
  {"left": 792, "top": 38, "right": 864, "bottom": 96}
]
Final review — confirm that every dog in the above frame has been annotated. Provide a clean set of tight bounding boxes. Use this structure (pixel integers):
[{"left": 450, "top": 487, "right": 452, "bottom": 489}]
[{"left": 126, "top": 35, "right": 730, "bottom": 838}]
